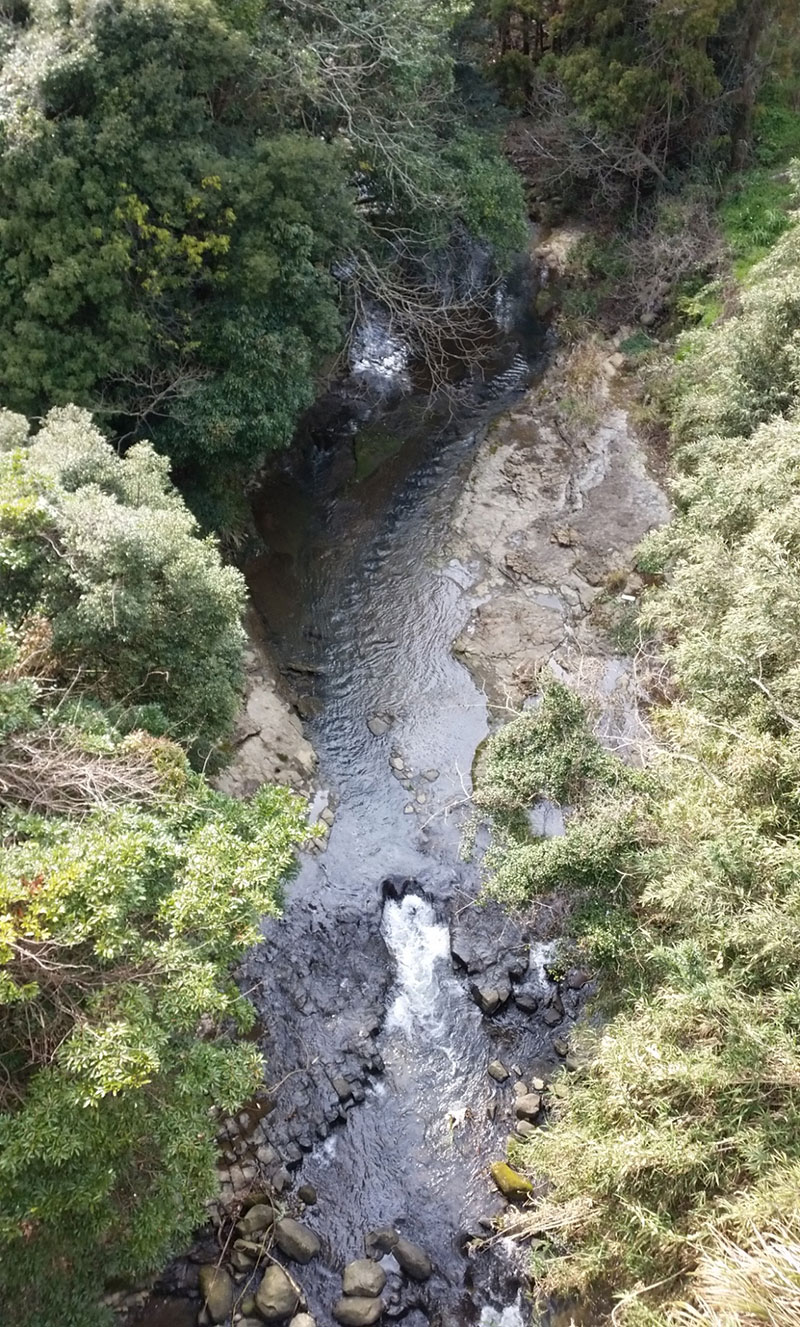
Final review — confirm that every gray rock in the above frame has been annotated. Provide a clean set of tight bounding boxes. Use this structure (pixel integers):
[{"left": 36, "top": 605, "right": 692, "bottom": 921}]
[
  {"left": 365, "top": 1227, "right": 399, "bottom": 1258},
  {"left": 531, "top": 1076, "right": 546, "bottom": 1092},
  {"left": 553, "top": 1037, "right": 569, "bottom": 1057},
  {"left": 237, "top": 1203, "right": 275, "bottom": 1236},
  {"left": 513, "top": 1080, "right": 528, "bottom": 1096},
  {"left": 470, "top": 983, "right": 507, "bottom": 1015},
  {"left": 332, "top": 1298, "right": 384, "bottom": 1326},
  {"left": 343, "top": 1259, "right": 387, "bottom": 1297},
  {"left": 367, "top": 714, "right": 392, "bottom": 737},
  {"left": 389, "top": 756, "right": 405, "bottom": 770},
  {"left": 274, "top": 1217, "right": 321, "bottom": 1264},
  {"left": 198, "top": 1267, "right": 234, "bottom": 1324},
  {"left": 272, "top": 1165, "right": 292, "bottom": 1192},
  {"left": 290, "top": 1317, "right": 317, "bottom": 1327},
  {"left": 422, "top": 769, "right": 439, "bottom": 781},
  {"left": 298, "top": 1184, "right": 318, "bottom": 1205},
  {"left": 515, "top": 1093, "right": 542, "bottom": 1121},
  {"left": 542, "top": 1007, "right": 562, "bottom": 1027},
  {"left": 231, "top": 1247, "right": 254, "bottom": 1271},
  {"left": 487, "top": 1059, "right": 509, "bottom": 1082},
  {"left": 515, "top": 1120, "right": 537, "bottom": 1139},
  {"left": 514, "top": 988, "right": 537, "bottom": 1012},
  {"left": 255, "top": 1265, "right": 301, "bottom": 1321},
  {"left": 393, "top": 1237, "right": 432, "bottom": 1281},
  {"left": 332, "top": 1076, "right": 353, "bottom": 1102},
  {"left": 566, "top": 968, "right": 590, "bottom": 990}
]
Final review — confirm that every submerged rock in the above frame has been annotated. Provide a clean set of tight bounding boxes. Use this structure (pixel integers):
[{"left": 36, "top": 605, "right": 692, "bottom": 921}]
[
  {"left": 298, "top": 1184, "right": 318, "bottom": 1205},
  {"left": 393, "top": 1236, "right": 433, "bottom": 1281},
  {"left": 255, "top": 1265, "right": 301, "bottom": 1321},
  {"left": 274, "top": 1217, "right": 321, "bottom": 1264},
  {"left": 490, "top": 1161, "right": 533, "bottom": 1201},
  {"left": 367, "top": 713, "right": 393, "bottom": 736},
  {"left": 343, "top": 1259, "right": 387, "bottom": 1297},
  {"left": 198, "top": 1266, "right": 234, "bottom": 1323},
  {"left": 365, "top": 1227, "right": 399, "bottom": 1258},
  {"left": 333, "top": 1297, "right": 384, "bottom": 1326},
  {"left": 488, "top": 1059, "right": 509, "bottom": 1082}
]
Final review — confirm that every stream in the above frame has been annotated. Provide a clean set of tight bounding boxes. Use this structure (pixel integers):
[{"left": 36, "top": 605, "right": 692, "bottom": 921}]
[
  {"left": 139, "top": 275, "right": 582, "bottom": 1327},
  {"left": 239, "top": 295, "right": 557, "bottom": 1325}
]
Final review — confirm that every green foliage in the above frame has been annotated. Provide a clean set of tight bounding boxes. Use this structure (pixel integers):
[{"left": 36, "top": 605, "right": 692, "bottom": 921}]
[
  {"left": 0, "top": 0, "right": 528, "bottom": 496},
  {"left": 669, "top": 211, "right": 800, "bottom": 444},
  {"left": 0, "top": 405, "right": 246, "bottom": 750},
  {"left": 463, "top": 0, "right": 793, "bottom": 216},
  {"left": 0, "top": 765, "right": 308, "bottom": 1327},
  {"left": 474, "top": 207, "right": 800, "bottom": 1320}
]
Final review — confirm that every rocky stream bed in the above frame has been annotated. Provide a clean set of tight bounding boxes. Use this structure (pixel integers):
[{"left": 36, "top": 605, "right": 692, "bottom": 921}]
[{"left": 129, "top": 237, "right": 667, "bottom": 1327}]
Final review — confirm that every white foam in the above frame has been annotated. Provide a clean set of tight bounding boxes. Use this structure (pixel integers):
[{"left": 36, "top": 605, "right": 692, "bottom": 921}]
[
  {"left": 382, "top": 894, "right": 451, "bottom": 1038},
  {"left": 479, "top": 1294, "right": 526, "bottom": 1327}
]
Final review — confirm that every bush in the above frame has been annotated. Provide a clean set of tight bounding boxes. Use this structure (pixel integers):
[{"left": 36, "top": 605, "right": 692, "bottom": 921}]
[
  {"left": 474, "top": 206, "right": 800, "bottom": 1321},
  {"left": 0, "top": 405, "right": 246, "bottom": 752}
]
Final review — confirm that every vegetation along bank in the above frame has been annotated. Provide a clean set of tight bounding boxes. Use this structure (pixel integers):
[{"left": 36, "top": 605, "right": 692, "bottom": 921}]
[{"left": 1, "top": 0, "right": 800, "bottom": 1324}]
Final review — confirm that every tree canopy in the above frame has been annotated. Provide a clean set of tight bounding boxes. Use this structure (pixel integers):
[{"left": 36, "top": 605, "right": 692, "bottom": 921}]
[{"left": 0, "top": 0, "right": 527, "bottom": 497}]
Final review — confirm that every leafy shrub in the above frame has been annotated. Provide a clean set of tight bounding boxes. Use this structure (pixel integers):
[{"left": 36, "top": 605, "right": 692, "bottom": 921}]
[
  {"left": 0, "top": 405, "right": 246, "bottom": 751},
  {"left": 474, "top": 207, "right": 800, "bottom": 1321},
  {"left": 0, "top": 770, "right": 309, "bottom": 1327}
]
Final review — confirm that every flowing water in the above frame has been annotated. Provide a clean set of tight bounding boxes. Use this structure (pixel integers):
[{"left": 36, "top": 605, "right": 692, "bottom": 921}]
[{"left": 231, "top": 291, "right": 559, "bottom": 1324}]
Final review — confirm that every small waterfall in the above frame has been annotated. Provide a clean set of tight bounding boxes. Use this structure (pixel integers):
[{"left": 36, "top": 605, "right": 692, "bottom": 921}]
[
  {"left": 382, "top": 894, "right": 453, "bottom": 1038},
  {"left": 349, "top": 304, "right": 410, "bottom": 390}
]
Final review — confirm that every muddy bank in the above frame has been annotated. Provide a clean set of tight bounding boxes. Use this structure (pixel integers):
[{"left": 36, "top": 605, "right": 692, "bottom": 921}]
[{"left": 215, "top": 606, "right": 317, "bottom": 799}]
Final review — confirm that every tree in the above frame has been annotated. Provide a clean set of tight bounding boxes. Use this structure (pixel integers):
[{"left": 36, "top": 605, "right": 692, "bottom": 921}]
[{"left": 0, "top": 405, "right": 247, "bottom": 750}]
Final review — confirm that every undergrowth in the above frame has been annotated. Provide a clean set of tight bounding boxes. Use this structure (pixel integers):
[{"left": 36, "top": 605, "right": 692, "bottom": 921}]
[{"left": 473, "top": 196, "right": 800, "bottom": 1324}]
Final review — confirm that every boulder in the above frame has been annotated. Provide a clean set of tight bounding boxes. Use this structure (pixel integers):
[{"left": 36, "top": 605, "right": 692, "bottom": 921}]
[
  {"left": 343, "top": 1259, "right": 387, "bottom": 1297},
  {"left": 298, "top": 1184, "right": 318, "bottom": 1205},
  {"left": 198, "top": 1266, "right": 234, "bottom": 1323},
  {"left": 290, "top": 1317, "right": 317, "bottom": 1327},
  {"left": 393, "top": 1237, "right": 432, "bottom": 1281},
  {"left": 332, "top": 1076, "right": 352, "bottom": 1102},
  {"left": 542, "top": 1007, "right": 562, "bottom": 1027},
  {"left": 488, "top": 1059, "right": 509, "bottom": 1082},
  {"left": 513, "top": 1080, "right": 528, "bottom": 1097},
  {"left": 255, "top": 1265, "right": 301, "bottom": 1321},
  {"left": 469, "top": 983, "right": 503, "bottom": 1015},
  {"left": 553, "top": 1038, "right": 569, "bottom": 1057},
  {"left": 449, "top": 900, "right": 527, "bottom": 977},
  {"left": 514, "top": 988, "right": 537, "bottom": 1013},
  {"left": 490, "top": 1162, "right": 533, "bottom": 1201},
  {"left": 515, "top": 1120, "right": 537, "bottom": 1139},
  {"left": 367, "top": 714, "right": 392, "bottom": 736},
  {"left": 274, "top": 1217, "right": 321, "bottom": 1264},
  {"left": 237, "top": 1202, "right": 275, "bottom": 1236},
  {"left": 566, "top": 968, "right": 590, "bottom": 990},
  {"left": 332, "top": 1297, "right": 384, "bottom": 1326},
  {"left": 515, "top": 1093, "right": 542, "bottom": 1122}
]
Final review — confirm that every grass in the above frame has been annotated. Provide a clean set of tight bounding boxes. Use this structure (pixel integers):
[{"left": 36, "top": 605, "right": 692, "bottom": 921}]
[{"left": 473, "top": 195, "right": 800, "bottom": 1324}]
